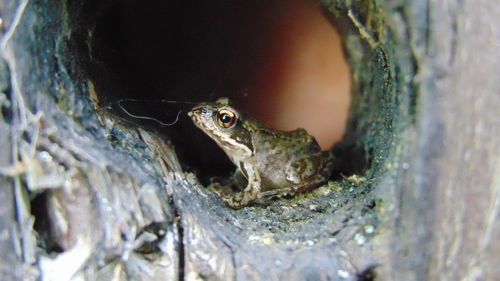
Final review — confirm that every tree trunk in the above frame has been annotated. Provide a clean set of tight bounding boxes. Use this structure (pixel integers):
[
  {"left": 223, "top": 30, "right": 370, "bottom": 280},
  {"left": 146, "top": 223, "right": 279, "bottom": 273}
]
[{"left": 0, "top": 0, "right": 498, "bottom": 280}]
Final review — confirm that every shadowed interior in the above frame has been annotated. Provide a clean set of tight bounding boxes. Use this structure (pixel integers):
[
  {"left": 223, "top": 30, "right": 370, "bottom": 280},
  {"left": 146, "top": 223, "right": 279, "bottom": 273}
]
[{"left": 71, "top": 0, "right": 357, "bottom": 180}]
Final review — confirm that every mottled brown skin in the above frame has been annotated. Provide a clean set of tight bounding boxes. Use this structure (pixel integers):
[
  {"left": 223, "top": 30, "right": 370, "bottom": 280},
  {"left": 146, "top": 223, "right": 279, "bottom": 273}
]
[{"left": 188, "top": 98, "right": 334, "bottom": 209}]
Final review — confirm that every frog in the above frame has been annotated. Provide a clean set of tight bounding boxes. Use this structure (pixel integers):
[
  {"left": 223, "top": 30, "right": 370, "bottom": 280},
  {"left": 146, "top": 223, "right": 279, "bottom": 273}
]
[{"left": 188, "top": 97, "right": 334, "bottom": 209}]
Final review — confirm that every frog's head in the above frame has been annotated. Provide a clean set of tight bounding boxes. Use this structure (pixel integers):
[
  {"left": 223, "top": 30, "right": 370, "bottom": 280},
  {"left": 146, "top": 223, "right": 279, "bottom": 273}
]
[{"left": 188, "top": 98, "right": 253, "bottom": 158}]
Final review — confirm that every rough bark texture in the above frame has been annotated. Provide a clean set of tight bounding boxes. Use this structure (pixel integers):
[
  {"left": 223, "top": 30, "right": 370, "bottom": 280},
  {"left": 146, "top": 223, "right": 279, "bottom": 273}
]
[
  {"left": 0, "top": 0, "right": 498, "bottom": 281},
  {"left": 426, "top": 1, "right": 500, "bottom": 279}
]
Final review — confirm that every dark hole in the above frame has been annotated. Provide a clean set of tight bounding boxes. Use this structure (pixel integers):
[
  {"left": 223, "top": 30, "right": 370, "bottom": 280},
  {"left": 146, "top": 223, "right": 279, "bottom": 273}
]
[
  {"left": 0, "top": 58, "right": 13, "bottom": 123},
  {"left": 134, "top": 222, "right": 169, "bottom": 255},
  {"left": 68, "top": 0, "right": 364, "bottom": 183},
  {"left": 31, "top": 192, "right": 64, "bottom": 253},
  {"left": 356, "top": 265, "right": 377, "bottom": 281},
  {"left": 0, "top": 90, "right": 12, "bottom": 123}
]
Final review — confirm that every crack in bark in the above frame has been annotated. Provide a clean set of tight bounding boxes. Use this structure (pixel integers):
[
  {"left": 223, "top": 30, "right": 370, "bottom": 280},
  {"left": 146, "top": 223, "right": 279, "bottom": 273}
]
[{"left": 173, "top": 205, "right": 185, "bottom": 281}]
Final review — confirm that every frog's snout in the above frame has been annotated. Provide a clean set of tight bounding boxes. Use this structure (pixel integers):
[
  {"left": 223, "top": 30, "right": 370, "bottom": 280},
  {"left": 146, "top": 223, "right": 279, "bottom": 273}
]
[
  {"left": 188, "top": 107, "right": 202, "bottom": 119},
  {"left": 188, "top": 107, "right": 207, "bottom": 126},
  {"left": 189, "top": 106, "right": 212, "bottom": 118}
]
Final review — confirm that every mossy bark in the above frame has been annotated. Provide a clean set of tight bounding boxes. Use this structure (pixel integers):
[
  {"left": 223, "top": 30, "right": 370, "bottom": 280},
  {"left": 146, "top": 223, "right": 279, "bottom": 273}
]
[{"left": 0, "top": 0, "right": 498, "bottom": 280}]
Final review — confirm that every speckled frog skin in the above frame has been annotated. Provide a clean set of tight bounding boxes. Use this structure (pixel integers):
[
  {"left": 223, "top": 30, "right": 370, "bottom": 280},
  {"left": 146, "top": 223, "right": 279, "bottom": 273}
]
[{"left": 188, "top": 98, "right": 334, "bottom": 209}]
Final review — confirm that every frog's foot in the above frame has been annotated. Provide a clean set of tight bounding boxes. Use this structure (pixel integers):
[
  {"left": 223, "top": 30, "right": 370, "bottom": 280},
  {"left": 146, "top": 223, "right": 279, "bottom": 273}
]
[
  {"left": 206, "top": 172, "right": 245, "bottom": 194},
  {"left": 293, "top": 174, "right": 329, "bottom": 193},
  {"left": 294, "top": 175, "right": 328, "bottom": 193},
  {"left": 206, "top": 185, "right": 224, "bottom": 199},
  {"left": 258, "top": 188, "right": 295, "bottom": 199},
  {"left": 222, "top": 191, "right": 259, "bottom": 210},
  {"left": 206, "top": 180, "right": 238, "bottom": 197},
  {"left": 205, "top": 181, "right": 223, "bottom": 194}
]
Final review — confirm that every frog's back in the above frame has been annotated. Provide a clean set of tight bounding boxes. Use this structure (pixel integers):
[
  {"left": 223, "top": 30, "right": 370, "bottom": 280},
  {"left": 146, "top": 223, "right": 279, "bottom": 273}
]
[
  {"left": 266, "top": 128, "right": 322, "bottom": 153},
  {"left": 250, "top": 127, "right": 328, "bottom": 190}
]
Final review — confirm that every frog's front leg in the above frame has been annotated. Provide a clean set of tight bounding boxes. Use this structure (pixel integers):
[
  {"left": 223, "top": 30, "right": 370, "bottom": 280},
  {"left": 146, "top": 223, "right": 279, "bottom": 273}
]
[{"left": 222, "top": 163, "right": 261, "bottom": 209}]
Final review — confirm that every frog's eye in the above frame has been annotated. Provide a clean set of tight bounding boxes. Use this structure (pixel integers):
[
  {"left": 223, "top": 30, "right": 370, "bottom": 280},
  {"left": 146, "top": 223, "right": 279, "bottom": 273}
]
[{"left": 217, "top": 109, "right": 237, "bottom": 128}]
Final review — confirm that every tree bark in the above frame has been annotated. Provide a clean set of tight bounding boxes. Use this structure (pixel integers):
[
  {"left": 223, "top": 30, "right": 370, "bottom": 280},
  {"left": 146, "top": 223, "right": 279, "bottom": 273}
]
[{"left": 0, "top": 0, "right": 498, "bottom": 280}]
